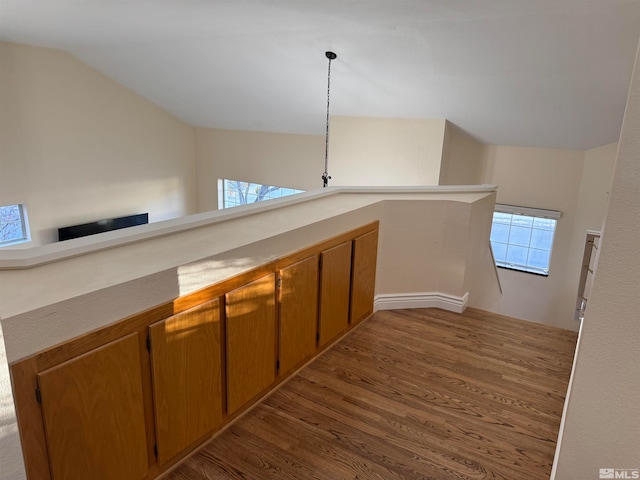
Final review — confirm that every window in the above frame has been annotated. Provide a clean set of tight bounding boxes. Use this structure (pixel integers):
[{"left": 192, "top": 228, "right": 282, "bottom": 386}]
[
  {"left": 218, "top": 179, "right": 304, "bottom": 209},
  {"left": 489, "top": 204, "right": 560, "bottom": 276},
  {"left": 0, "top": 204, "right": 30, "bottom": 246}
]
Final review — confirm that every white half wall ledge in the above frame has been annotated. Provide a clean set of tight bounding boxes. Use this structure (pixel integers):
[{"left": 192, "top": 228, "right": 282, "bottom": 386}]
[
  {"left": 374, "top": 292, "right": 470, "bottom": 314},
  {"left": 0, "top": 185, "right": 497, "bottom": 270}
]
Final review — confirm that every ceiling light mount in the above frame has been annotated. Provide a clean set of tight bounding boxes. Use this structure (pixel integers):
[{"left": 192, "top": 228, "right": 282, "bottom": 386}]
[{"left": 322, "top": 51, "right": 337, "bottom": 188}]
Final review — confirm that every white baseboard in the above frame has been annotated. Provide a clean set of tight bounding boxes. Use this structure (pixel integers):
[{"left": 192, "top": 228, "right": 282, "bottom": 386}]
[{"left": 374, "top": 292, "right": 469, "bottom": 314}]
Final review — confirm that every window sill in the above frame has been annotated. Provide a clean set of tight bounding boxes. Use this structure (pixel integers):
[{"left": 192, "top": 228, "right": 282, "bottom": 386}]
[{"left": 496, "top": 265, "right": 549, "bottom": 277}]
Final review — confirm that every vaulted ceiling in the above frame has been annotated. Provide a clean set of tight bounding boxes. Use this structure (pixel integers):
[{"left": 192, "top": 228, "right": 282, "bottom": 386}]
[{"left": 1, "top": 0, "right": 639, "bottom": 149}]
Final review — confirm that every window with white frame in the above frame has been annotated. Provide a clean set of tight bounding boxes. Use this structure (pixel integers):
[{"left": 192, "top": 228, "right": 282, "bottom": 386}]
[
  {"left": 218, "top": 179, "right": 304, "bottom": 209},
  {"left": 0, "top": 204, "right": 30, "bottom": 246},
  {"left": 489, "top": 204, "right": 560, "bottom": 276}
]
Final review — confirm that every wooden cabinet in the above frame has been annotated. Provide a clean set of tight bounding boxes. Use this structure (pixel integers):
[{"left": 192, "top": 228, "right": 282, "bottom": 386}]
[
  {"left": 226, "top": 273, "right": 277, "bottom": 415},
  {"left": 13, "top": 222, "right": 378, "bottom": 480},
  {"left": 278, "top": 256, "right": 319, "bottom": 376},
  {"left": 318, "top": 241, "right": 352, "bottom": 347},
  {"left": 148, "top": 299, "right": 223, "bottom": 464},
  {"left": 37, "top": 333, "right": 148, "bottom": 480},
  {"left": 350, "top": 229, "right": 379, "bottom": 325}
]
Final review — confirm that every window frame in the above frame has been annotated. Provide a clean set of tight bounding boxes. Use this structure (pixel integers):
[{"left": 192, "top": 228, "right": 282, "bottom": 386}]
[
  {"left": 490, "top": 204, "right": 560, "bottom": 277},
  {"left": 0, "top": 203, "right": 31, "bottom": 247},
  {"left": 218, "top": 179, "right": 305, "bottom": 209}
]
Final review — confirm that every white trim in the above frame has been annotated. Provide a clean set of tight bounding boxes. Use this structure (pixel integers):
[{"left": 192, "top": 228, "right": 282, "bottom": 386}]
[
  {"left": 495, "top": 203, "right": 561, "bottom": 219},
  {"left": 374, "top": 292, "right": 469, "bottom": 314},
  {"left": 488, "top": 242, "right": 503, "bottom": 295},
  {"left": 217, "top": 178, "right": 224, "bottom": 210},
  {"left": 550, "top": 318, "right": 584, "bottom": 479},
  {"left": 0, "top": 203, "right": 31, "bottom": 247}
]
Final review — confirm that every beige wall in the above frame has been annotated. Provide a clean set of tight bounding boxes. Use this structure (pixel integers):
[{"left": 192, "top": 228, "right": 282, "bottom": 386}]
[
  {"left": 0, "top": 42, "right": 198, "bottom": 246},
  {"left": 0, "top": 40, "right": 619, "bottom": 332},
  {"left": 325, "top": 117, "right": 617, "bottom": 330},
  {"left": 0, "top": 190, "right": 495, "bottom": 343},
  {"left": 552, "top": 38, "right": 640, "bottom": 479},
  {"left": 439, "top": 121, "right": 486, "bottom": 185},
  {"left": 328, "top": 116, "right": 446, "bottom": 186},
  {"left": 564, "top": 142, "right": 618, "bottom": 319},
  {"left": 578, "top": 143, "right": 618, "bottom": 231},
  {"left": 464, "top": 194, "right": 503, "bottom": 311},
  {"left": 194, "top": 128, "right": 324, "bottom": 212},
  {"left": 478, "top": 144, "right": 617, "bottom": 331},
  {"left": 375, "top": 196, "right": 496, "bottom": 299}
]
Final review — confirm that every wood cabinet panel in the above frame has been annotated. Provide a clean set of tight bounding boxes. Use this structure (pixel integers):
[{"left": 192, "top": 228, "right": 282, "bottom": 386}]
[
  {"left": 10, "top": 357, "right": 51, "bottom": 480},
  {"left": 13, "top": 222, "right": 379, "bottom": 480},
  {"left": 318, "top": 241, "right": 352, "bottom": 347},
  {"left": 350, "top": 229, "right": 379, "bottom": 325},
  {"left": 226, "top": 273, "right": 276, "bottom": 415},
  {"left": 278, "top": 256, "right": 319, "bottom": 376},
  {"left": 149, "top": 299, "right": 223, "bottom": 465},
  {"left": 37, "top": 333, "right": 148, "bottom": 480}
]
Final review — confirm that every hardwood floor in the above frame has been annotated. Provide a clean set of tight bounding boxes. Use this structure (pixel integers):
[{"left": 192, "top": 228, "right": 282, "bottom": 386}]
[{"left": 166, "top": 308, "right": 578, "bottom": 480}]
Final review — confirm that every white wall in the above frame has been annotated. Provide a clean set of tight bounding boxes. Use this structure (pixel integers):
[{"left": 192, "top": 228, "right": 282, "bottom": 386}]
[
  {"left": 564, "top": 143, "right": 618, "bottom": 319},
  {"left": 439, "top": 121, "right": 486, "bottom": 185},
  {"left": 0, "top": 189, "right": 496, "bottom": 359},
  {"left": 0, "top": 42, "right": 198, "bottom": 246},
  {"left": 194, "top": 128, "right": 324, "bottom": 212},
  {"left": 0, "top": 40, "right": 619, "bottom": 333},
  {"left": 326, "top": 117, "right": 617, "bottom": 332},
  {"left": 478, "top": 144, "right": 617, "bottom": 331},
  {"left": 577, "top": 143, "right": 618, "bottom": 232},
  {"left": 464, "top": 194, "right": 503, "bottom": 311},
  {"left": 375, "top": 196, "right": 496, "bottom": 299},
  {"left": 328, "top": 116, "right": 446, "bottom": 186},
  {"left": 552, "top": 38, "right": 640, "bottom": 479}
]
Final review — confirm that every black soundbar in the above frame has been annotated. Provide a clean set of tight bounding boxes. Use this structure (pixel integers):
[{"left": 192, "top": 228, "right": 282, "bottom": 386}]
[{"left": 58, "top": 213, "right": 149, "bottom": 242}]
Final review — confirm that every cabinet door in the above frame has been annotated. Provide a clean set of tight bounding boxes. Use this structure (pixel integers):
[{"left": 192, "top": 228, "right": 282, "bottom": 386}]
[
  {"left": 318, "top": 241, "right": 352, "bottom": 347},
  {"left": 226, "top": 273, "right": 276, "bottom": 415},
  {"left": 37, "top": 333, "right": 148, "bottom": 480},
  {"left": 350, "top": 229, "right": 379, "bottom": 325},
  {"left": 278, "top": 256, "right": 319, "bottom": 376},
  {"left": 149, "top": 299, "right": 223, "bottom": 464}
]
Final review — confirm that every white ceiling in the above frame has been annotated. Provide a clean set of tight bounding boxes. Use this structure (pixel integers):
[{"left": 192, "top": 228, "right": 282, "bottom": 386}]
[{"left": 1, "top": 0, "right": 639, "bottom": 149}]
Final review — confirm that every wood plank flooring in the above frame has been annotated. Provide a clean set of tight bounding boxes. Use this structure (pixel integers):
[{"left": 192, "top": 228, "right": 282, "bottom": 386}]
[{"left": 166, "top": 307, "right": 578, "bottom": 480}]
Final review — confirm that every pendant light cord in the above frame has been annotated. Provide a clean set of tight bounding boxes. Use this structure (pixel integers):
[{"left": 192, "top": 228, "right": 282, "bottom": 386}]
[{"left": 323, "top": 51, "right": 336, "bottom": 188}]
